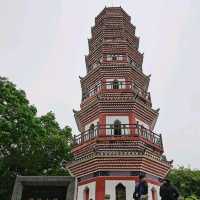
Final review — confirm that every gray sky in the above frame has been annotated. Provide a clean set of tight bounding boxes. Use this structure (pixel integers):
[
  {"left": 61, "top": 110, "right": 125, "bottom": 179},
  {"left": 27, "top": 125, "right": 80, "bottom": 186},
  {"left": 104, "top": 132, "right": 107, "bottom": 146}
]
[{"left": 1, "top": 0, "right": 200, "bottom": 168}]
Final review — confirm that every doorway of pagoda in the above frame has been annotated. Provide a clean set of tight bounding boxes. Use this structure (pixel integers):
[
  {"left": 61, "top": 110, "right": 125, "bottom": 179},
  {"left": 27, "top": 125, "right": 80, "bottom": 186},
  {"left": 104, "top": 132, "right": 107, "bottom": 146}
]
[
  {"left": 113, "top": 80, "right": 120, "bottom": 89},
  {"left": 83, "top": 187, "right": 89, "bottom": 200},
  {"left": 89, "top": 123, "right": 95, "bottom": 139},
  {"left": 116, "top": 183, "right": 126, "bottom": 200},
  {"left": 114, "top": 120, "right": 122, "bottom": 135}
]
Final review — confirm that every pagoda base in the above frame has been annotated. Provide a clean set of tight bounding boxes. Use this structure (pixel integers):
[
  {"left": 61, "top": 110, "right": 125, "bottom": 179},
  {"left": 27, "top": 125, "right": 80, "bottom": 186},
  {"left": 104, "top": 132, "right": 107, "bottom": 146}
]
[{"left": 77, "top": 176, "right": 160, "bottom": 200}]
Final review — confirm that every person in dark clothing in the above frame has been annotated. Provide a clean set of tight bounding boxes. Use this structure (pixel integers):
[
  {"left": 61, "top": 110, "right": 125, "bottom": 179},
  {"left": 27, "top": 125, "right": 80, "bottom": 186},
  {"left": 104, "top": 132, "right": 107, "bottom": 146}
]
[
  {"left": 159, "top": 178, "right": 179, "bottom": 200},
  {"left": 133, "top": 174, "right": 148, "bottom": 200}
]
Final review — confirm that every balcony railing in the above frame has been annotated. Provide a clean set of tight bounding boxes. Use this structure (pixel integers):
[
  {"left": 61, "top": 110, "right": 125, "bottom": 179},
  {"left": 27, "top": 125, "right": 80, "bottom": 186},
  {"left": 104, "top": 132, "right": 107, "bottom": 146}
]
[
  {"left": 82, "top": 81, "right": 151, "bottom": 102},
  {"left": 72, "top": 124, "right": 163, "bottom": 149}
]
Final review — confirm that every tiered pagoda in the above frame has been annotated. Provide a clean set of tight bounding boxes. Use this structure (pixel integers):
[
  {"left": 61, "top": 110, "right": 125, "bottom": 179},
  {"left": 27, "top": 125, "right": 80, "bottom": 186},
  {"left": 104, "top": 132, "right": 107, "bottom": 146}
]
[{"left": 67, "top": 7, "right": 171, "bottom": 200}]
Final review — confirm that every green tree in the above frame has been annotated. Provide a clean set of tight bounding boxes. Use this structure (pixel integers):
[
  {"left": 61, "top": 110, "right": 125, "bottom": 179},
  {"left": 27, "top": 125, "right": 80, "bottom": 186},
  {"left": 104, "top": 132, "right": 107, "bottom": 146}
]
[
  {"left": 0, "top": 77, "right": 72, "bottom": 200},
  {"left": 168, "top": 167, "right": 200, "bottom": 199}
]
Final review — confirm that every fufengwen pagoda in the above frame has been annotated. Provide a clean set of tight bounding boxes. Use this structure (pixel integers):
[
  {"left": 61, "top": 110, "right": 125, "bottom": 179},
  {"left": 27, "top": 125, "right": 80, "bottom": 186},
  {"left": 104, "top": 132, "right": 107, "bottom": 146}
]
[{"left": 66, "top": 7, "right": 172, "bottom": 200}]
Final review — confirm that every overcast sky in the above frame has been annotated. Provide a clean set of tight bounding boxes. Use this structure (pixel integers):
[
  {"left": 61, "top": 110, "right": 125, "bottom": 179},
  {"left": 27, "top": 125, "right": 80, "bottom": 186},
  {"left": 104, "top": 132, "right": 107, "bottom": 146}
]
[{"left": 1, "top": 0, "right": 200, "bottom": 169}]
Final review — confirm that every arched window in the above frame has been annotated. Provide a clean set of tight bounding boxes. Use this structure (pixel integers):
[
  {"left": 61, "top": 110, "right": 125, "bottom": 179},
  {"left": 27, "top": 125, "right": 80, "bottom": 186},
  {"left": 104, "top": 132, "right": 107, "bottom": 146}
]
[
  {"left": 116, "top": 183, "right": 126, "bottom": 200},
  {"left": 89, "top": 124, "right": 95, "bottom": 138},
  {"left": 112, "top": 55, "right": 117, "bottom": 61},
  {"left": 83, "top": 187, "right": 89, "bottom": 200},
  {"left": 113, "top": 80, "right": 119, "bottom": 89},
  {"left": 114, "top": 120, "right": 121, "bottom": 135}
]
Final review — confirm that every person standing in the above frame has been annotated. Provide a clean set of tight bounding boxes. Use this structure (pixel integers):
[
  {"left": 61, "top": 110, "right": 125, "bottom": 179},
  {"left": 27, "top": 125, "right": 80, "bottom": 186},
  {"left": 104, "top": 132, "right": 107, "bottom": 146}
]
[
  {"left": 159, "top": 178, "right": 179, "bottom": 200},
  {"left": 133, "top": 174, "right": 148, "bottom": 200}
]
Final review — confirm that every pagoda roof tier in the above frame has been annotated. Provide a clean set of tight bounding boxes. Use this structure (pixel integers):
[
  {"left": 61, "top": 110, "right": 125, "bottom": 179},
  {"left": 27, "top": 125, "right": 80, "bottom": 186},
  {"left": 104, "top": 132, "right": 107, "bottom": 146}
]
[
  {"left": 80, "top": 81, "right": 152, "bottom": 108},
  {"left": 66, "top": 151, "right": 171, "bottom": 179},
  {"left": 74, "top": 97, "right": 158, "bottom": 131},
  {"left": 88, "top": 30, "right": 139, "bottom": 53},
  {"left": 72, "top": 139, "right": 160, "bottom": 158},
  {"left": 85, "top": 43, "right": 143, "bottom": 71},
  {"left": 89, "top": 25, "right": 138, "bottom": 51},
  {"left": 80, "top": 65, "right": 150, "bottom": 91},
  {"left": 91, "top": 16, "right": 135, "bottom": 35},
  {"left": 95, "top": 7, "right": 131, "bottom": 25}
]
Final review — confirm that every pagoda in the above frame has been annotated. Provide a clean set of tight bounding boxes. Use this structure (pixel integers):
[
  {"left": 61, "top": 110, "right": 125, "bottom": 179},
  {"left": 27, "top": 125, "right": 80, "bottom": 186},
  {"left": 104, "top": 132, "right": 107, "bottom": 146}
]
[{"left": 67, "top": 7, "right": 171, "bottom": 200}]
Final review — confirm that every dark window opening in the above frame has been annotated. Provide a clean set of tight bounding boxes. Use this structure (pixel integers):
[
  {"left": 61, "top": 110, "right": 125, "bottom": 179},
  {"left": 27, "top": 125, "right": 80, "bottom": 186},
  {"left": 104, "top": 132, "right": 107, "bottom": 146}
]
[
  {"left": 112, "top": 55, "right": 117, "bottom": 61},
  {"left": 22, "top": 186, "right": 66, "bottom": 200},
  {"left": 113, "top": 80, "right": 119, "bottom": 89},
  {"left": 116, "top": 183, "right": 126, "bottom": 200},
  {"left": 114, "top": 120, "right": 121, "bottom": 135},
  {"left": 84, "top": 187, "right": 89, "bottom": 200},
  {"left": 89, "top": 124, "right": 95, "bottom": 138}
]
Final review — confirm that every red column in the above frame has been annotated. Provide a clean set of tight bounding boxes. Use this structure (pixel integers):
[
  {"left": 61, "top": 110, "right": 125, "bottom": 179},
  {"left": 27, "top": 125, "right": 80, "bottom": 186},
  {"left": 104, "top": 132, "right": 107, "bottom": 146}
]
[
  {"left": 85, "top": 188, "right": 89, "bottom": 200},
  {"left": 129, "top": 112, "right": 136, "bottom": 135},
  {"left": 99, "top": 113, "right": 106, "bottom": 136},
  {"left": 101, "top": 79, "right": 106, "bottom": 92},
  {"left": 96, "top": 177, "right": 105, "bottom": 200}
]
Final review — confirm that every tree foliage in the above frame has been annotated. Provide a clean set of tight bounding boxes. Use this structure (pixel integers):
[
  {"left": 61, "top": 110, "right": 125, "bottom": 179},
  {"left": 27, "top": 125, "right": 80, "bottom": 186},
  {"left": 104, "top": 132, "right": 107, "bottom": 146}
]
[
  {"left": 0, "top": 77, "right": 72, "bottom": 200},
  {"left": 168, "top": 167, "right": 200, "bottom": 199}
]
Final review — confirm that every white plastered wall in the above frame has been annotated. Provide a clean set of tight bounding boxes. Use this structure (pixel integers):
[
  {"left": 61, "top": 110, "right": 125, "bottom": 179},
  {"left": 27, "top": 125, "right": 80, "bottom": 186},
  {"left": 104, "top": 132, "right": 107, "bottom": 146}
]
[
  {"left": 106, "top": 116, "right": 129, "bottom": 135},
  {"left": 85, "top": 118, "right": 99, "bottom": 131},
  {"left": 135, "top": 118, "right": 149, "bottom": 129},
  {"left": 77, "top": 181, "right": 96, "bottom": 200},
  {"left": 105, "top": 180, "right": 160, "bottom": 200},
  {"left": 105, "top": 180, "right": 135, "bottom": 200}
]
